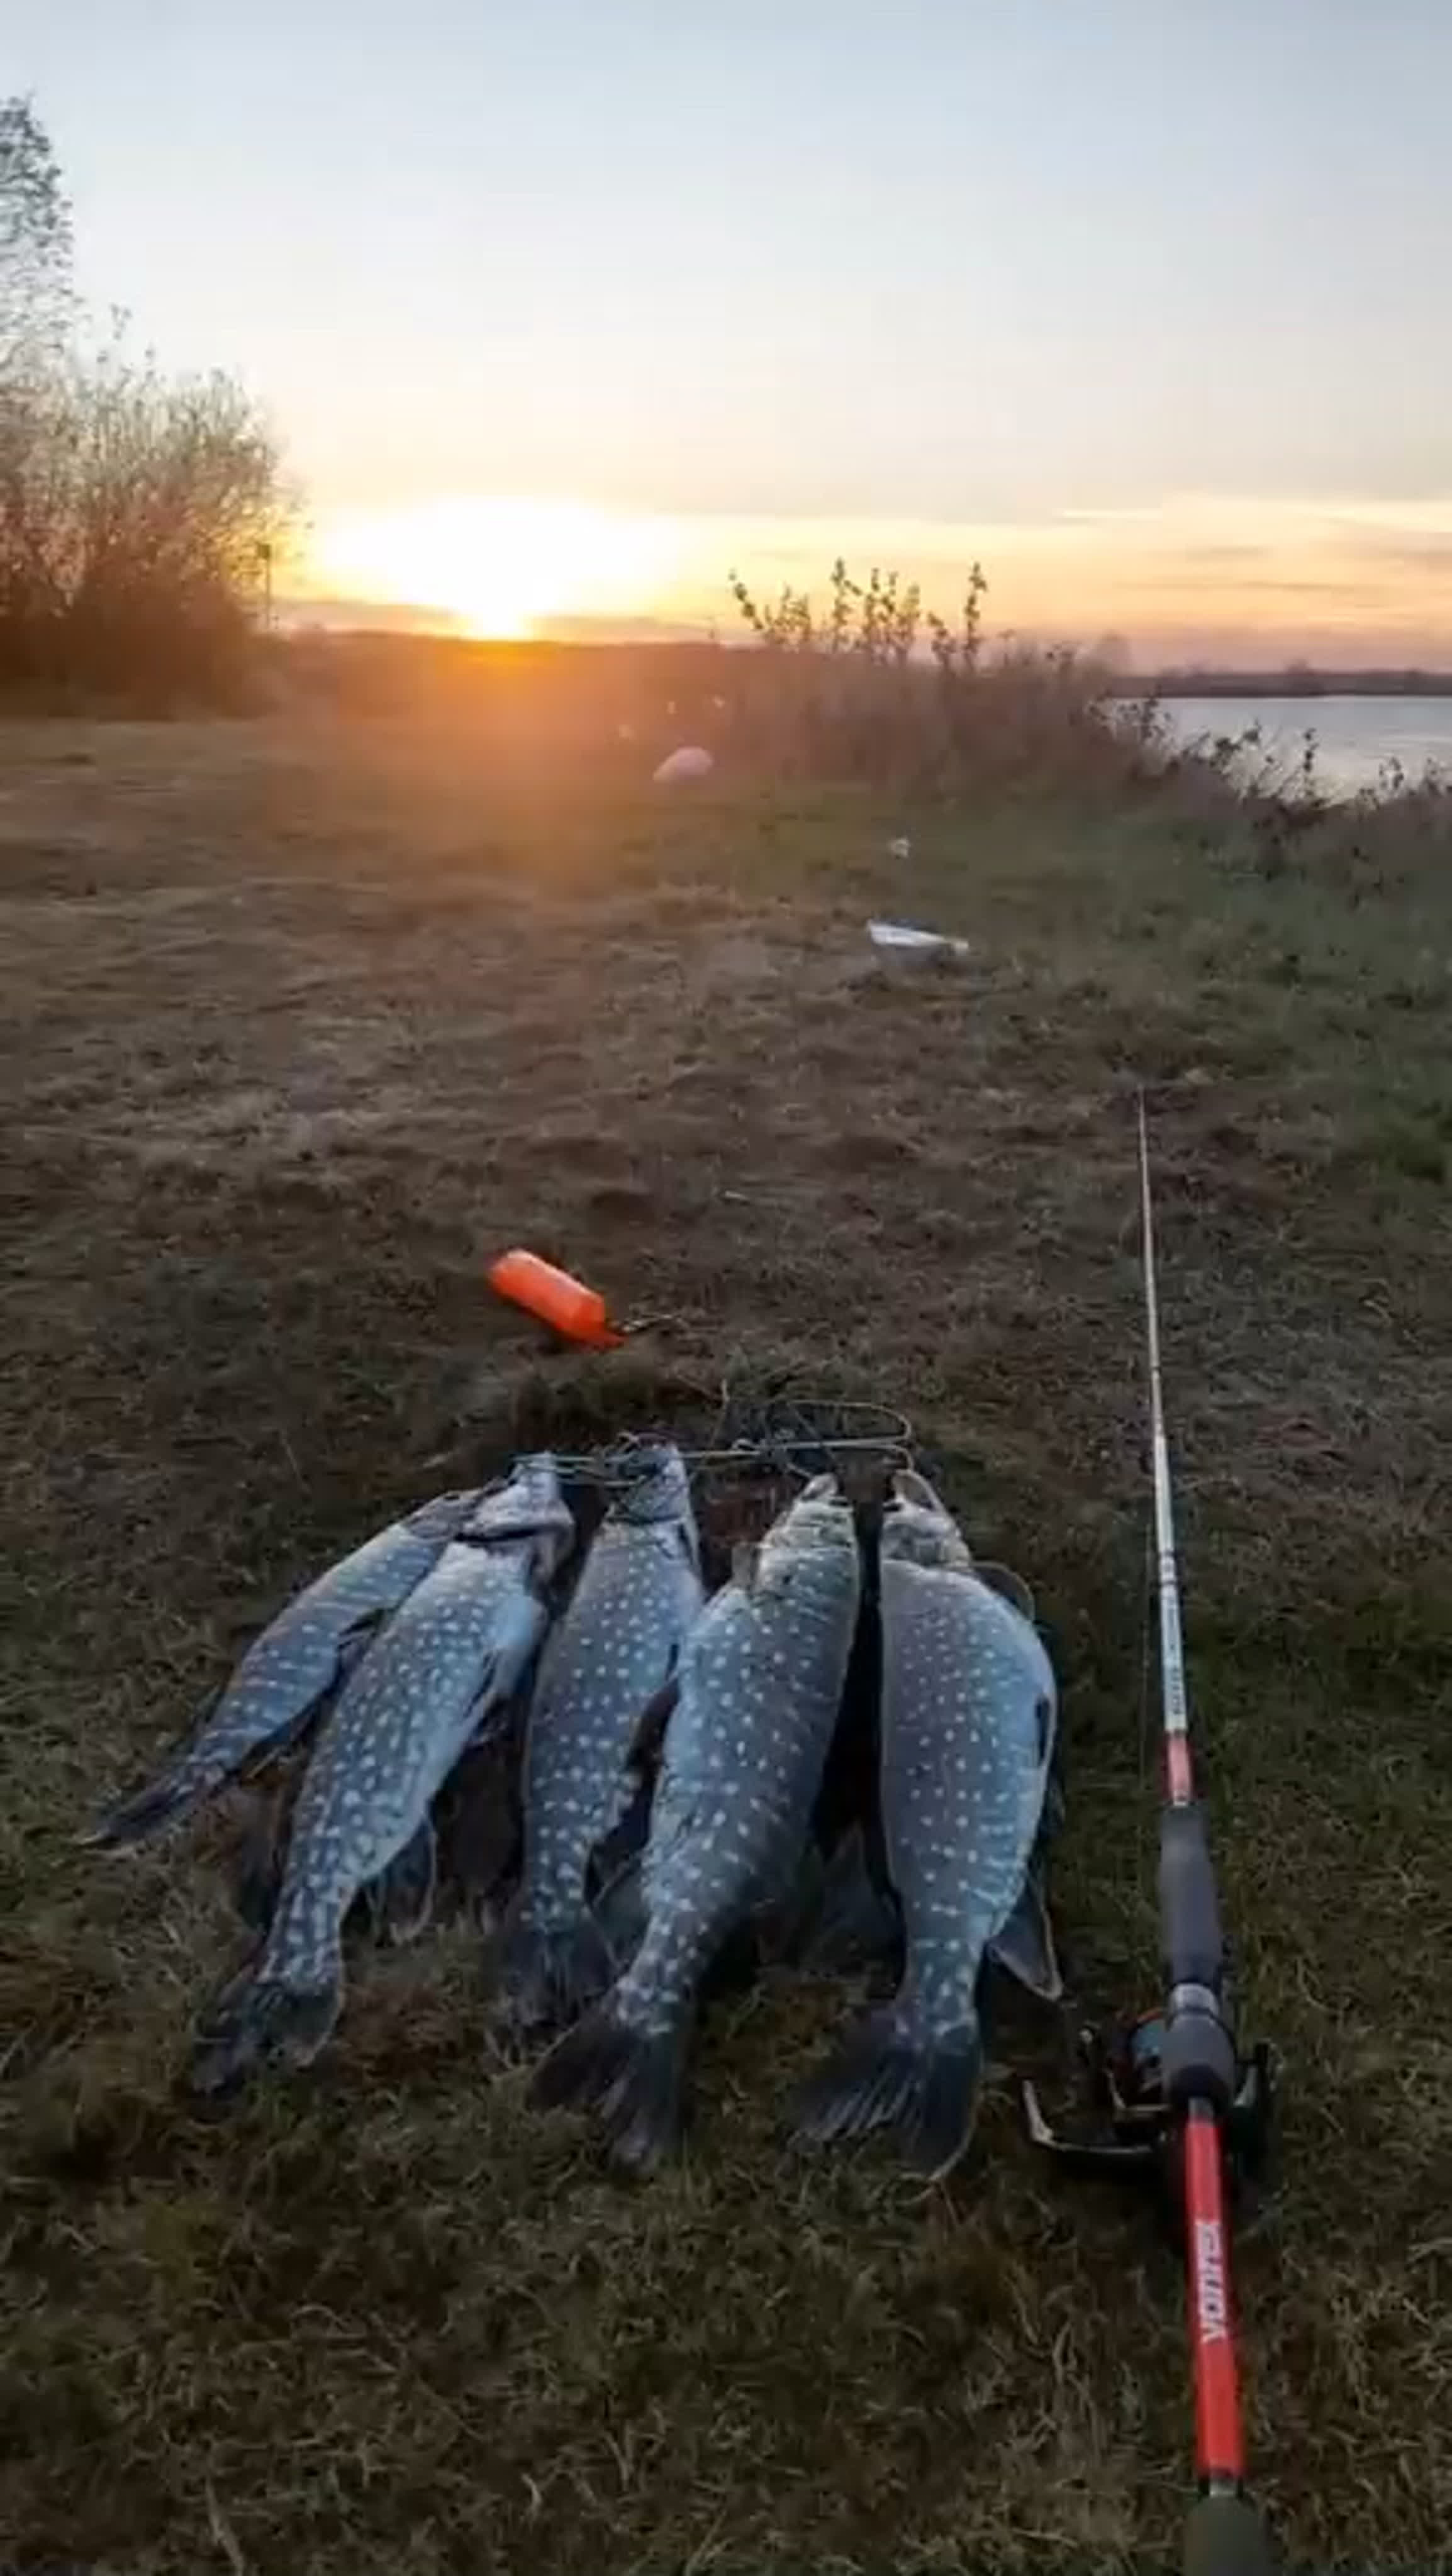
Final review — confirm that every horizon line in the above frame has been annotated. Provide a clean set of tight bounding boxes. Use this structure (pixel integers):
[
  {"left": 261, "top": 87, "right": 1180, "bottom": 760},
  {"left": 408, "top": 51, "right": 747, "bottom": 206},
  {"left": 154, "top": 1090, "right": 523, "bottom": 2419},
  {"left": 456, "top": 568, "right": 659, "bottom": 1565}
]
[{"left": 276, "top": 597, "right": 1452, "bottom": 678}]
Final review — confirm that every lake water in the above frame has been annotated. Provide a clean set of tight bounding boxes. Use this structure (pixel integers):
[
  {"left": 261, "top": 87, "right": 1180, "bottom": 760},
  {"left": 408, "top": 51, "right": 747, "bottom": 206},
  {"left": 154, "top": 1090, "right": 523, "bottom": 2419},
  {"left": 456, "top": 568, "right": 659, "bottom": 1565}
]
[{"left": 1153, "top": 695, "right": 1452, "bottom": 797}]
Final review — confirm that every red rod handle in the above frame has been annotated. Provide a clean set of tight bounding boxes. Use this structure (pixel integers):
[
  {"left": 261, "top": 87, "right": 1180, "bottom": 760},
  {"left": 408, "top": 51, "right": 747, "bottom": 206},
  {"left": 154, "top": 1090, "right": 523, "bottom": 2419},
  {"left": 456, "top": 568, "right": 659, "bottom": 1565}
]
[{"left": 1183, "top": 2104, "right": 1244, "bottom": 2487}]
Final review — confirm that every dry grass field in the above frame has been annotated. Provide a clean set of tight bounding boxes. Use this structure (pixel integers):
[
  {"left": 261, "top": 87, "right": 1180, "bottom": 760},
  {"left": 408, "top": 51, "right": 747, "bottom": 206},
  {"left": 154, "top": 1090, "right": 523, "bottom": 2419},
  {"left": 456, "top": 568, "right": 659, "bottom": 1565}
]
[{"left": 2, "top": 708, "right": 1449, "bottom": 2573}]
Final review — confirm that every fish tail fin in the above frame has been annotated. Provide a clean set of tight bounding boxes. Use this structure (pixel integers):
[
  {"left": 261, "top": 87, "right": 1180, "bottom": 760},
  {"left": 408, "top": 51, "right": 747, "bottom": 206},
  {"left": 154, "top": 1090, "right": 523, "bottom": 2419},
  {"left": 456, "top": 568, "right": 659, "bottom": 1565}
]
[
  {"left": 188, "top": 1953, "right": 343, "bottom": 2095},
  {"left": 793, "top": 2004, "right": 984, "bottom": 2179},
  {"left": 486, "top": 1899, "right": 617, "bottom": 2036},
  {"left": 532, "top": 1989, "right": 690, "bottom": 2171},
  {"left": 82, "top": 1762, "right": 204, "bottom": 1851}
]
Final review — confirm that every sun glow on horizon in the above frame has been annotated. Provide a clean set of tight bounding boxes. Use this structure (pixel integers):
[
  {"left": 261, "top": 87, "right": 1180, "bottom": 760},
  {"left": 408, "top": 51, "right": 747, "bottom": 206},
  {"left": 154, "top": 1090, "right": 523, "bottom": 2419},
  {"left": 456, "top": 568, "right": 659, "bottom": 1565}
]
[
  {"left": 310, "top": 496, "right": 679, "bottom": 639},
  {"left": 303, "top": 490, "right": 1452, "bottom": 666}
]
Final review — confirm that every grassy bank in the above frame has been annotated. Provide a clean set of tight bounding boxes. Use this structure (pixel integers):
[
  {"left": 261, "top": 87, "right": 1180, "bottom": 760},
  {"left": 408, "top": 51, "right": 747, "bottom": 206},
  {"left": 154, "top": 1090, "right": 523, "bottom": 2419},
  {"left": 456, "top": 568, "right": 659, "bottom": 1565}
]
[{"left": 2, "top": 711, "right": 1449, "bottom": 2572}]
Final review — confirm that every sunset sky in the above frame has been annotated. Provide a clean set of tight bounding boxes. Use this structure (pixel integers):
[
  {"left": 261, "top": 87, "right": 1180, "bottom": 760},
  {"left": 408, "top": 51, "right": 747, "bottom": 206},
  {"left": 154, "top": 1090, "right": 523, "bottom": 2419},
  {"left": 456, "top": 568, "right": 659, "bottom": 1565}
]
[{"left": 18, "top": 1, "right": 1452, "bottom": 662}]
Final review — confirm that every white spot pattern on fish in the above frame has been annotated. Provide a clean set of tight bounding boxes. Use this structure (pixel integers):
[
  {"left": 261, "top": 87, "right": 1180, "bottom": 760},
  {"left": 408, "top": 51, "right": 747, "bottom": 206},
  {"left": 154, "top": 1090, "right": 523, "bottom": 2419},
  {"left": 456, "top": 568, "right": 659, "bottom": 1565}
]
[
  {"left": 533, "top": 1477, "right": 861, "bottom": 2160},
  {"left": 794, "top": 1472, "right": 1058, "bottom": 2172},
  {"left": 86, "top": 1487, "right": 496, "bottom": 1848},
  {"left": 882, "top": 1482, "right": 1053, "bottom": 1997},
  {"left": 189, "top": 1457, "right": 574, "bottom": 2088},
  {"left": 491, "top": 1446, "right": 704, "bottom": 2029}
]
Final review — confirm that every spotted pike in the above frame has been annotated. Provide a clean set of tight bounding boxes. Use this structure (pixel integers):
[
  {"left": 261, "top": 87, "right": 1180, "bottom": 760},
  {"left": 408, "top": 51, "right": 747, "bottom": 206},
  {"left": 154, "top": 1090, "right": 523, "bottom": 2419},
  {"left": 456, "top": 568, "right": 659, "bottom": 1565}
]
[
  {"left": 85, "top": 1489, "right": 494, "bottom": 1850},
  {"left": 795, "top": 1470, "right": 1057, "bottom": 2175},
  {"left": 190, "top": 1455, "right": 574, "bottom": 2089},
  {"left": 490, "top": 1443, "right": 704, "bottom": 2032},
  {"left": 535, "top": 1475, "right": 861, "bottom": 2167}
]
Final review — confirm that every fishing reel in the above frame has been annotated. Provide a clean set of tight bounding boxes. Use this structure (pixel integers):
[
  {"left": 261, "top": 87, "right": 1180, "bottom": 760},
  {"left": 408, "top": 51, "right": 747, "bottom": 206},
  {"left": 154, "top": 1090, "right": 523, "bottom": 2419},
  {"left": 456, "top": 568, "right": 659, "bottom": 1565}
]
[{"left": 1023, "top": 2009, "right": 1273, "bottom": 2232}]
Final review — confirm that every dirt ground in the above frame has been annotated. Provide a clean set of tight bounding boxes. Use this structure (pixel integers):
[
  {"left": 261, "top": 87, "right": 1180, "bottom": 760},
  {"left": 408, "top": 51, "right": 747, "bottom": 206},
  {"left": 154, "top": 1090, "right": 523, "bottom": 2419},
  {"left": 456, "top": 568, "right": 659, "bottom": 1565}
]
[{"left": 2, "top": 713, "right": 1449, "bottom": 2573}]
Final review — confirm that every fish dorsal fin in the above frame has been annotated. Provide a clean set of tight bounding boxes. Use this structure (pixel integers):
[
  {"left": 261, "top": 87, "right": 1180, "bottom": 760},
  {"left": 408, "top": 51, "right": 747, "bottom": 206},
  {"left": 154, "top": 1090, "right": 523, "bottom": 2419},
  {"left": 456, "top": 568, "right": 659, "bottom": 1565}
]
[{"left": 978, "top": 1560, "right": 1036, "bottom": 1623}]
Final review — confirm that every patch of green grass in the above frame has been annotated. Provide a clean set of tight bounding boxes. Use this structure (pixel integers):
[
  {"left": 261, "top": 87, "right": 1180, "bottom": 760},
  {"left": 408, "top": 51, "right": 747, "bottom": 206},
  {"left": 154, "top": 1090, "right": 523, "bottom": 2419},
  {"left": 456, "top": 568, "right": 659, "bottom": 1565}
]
[{"left": 2, "top": 716, "right": 1450, "bottom": 2572}]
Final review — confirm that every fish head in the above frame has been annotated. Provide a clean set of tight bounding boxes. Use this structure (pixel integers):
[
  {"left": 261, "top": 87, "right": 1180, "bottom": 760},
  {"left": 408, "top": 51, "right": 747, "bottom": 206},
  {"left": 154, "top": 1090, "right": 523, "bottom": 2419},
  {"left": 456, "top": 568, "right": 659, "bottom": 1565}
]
[
  {"left": 603, "top": 1440, "right": 703, "bottom": 1575},
  {"left": 880, "top": 1468, "right": 975, "bottom": 1574},
  {"left": 403, "top": 1487, "right": 489, "bottom": 1541},
  {"left": 759, "top": 1472, "right": 861, "bottom": 1574},
  {"left": 605, "top": 1441, "right": 696, "bottom": 1528},
  {"left": 462, "top": 1452, "right": 576, "bottom": 1575}
]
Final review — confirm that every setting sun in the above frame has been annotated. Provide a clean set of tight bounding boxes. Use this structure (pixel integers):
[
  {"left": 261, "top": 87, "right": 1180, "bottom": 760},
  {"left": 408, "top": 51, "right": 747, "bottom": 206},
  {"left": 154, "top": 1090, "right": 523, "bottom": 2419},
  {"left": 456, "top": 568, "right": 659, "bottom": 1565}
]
[{"left": 309, "top": 496, "right": 678, "bottom": 638}]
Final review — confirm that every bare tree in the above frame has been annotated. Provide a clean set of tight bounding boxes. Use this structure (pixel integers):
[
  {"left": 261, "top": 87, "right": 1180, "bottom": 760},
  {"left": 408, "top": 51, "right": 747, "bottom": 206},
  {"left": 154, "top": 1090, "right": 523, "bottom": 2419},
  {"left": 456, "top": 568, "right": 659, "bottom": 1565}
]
[
  {"left": 0, "top": 328, "right": 291, "bottom": 695},
  {"left": 0, "top": 96, "right": 72, "bottom": 374},
  {"left": 0, "top": 99, "right": 294, "bottom": 701}
]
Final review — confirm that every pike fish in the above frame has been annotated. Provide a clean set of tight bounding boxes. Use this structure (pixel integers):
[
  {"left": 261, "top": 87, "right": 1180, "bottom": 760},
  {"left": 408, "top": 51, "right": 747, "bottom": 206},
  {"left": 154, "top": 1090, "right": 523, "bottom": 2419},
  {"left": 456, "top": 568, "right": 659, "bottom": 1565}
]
[
  {"left": 190, "top": 1455, "right": 574, "bottom": 2090},
  {"left": 535, "top": 1474, "right": 861, "bottom": 2168},
  {"left": 490, "top": 1442, "right": 704, "bottom": 2033},
  {"left": 794, "top": 1470, "right": 1058, "bottom": 2176},
  {"left": 86, "top": 1489, "right": 493, "bottom": 1850}
]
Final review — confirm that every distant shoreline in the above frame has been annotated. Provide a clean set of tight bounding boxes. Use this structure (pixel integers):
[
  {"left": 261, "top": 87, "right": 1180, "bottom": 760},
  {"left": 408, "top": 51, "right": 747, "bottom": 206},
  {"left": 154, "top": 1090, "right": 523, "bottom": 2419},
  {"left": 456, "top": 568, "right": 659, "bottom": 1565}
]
[
  {"left": 1109, "top": 672, "right": 1452, "bottom": 699},
  {"left": 275, "top": 622, "right": 1452, "bottom": 699}
]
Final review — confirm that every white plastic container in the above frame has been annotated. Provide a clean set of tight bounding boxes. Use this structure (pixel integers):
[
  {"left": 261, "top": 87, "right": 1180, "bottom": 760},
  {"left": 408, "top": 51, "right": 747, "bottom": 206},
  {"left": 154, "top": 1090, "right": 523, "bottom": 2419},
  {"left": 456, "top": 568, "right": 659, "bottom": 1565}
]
[
  {"left": 867, "top": 918, "right": 971, "bottom": 958},
  {"left": 652, "top": 745, "right": 715, "bottom": 784}
]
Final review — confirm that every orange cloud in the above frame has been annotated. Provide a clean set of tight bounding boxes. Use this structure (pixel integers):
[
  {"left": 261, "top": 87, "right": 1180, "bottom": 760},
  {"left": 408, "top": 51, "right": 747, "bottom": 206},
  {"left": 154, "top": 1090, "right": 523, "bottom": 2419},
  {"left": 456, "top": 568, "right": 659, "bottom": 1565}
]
[{"left": 658, "top": 499, "right": 1452, "bottom": 665}]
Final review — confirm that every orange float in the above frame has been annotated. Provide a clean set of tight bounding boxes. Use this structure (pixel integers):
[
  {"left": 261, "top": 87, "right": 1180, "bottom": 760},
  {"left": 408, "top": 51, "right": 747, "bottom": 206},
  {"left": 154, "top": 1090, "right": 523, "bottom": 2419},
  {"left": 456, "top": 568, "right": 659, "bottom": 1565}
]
[{"left": 486, "top": 1248, "right": 625, "bottom": 1349}]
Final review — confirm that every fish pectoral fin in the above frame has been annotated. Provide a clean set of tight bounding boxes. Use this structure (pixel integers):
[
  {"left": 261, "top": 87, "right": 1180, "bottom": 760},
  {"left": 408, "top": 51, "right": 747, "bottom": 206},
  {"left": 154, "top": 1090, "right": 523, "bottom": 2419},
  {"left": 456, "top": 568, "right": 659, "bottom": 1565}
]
[
  {"left": 625, "top": 1676, "right": 679, "bottom": 1787},
  {"left": 978, "top": 1560, "right": 1037, "bottom": 1623},
  {"left": 366, "top": 1816, "right": 438, "bottom": 1946},
  {"left": 988, "top": 1872, "right": 1063, "bottom": 2003}
]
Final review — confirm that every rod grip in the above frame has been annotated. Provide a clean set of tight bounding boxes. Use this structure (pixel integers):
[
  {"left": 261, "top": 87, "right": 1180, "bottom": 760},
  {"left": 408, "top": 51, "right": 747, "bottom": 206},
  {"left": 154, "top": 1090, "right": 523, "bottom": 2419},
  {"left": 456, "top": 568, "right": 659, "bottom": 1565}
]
[
  {"left": 1159, "top": 1803, "right": 1224, "bottom": 1989},
  {"left": 1159, "top": 1803, "right": 1237, "bottom": 2110},
  {"left": 1183, "top": 2491, "right": 1276, "bottom": 2576}
]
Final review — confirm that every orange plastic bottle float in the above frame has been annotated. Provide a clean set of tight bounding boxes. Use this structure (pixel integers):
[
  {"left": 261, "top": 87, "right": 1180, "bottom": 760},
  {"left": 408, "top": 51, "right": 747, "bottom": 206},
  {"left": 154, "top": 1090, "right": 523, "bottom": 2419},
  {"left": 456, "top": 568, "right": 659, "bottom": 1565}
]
[{"left": 486, "top": 1248, "right": 626, "bottom": 1350}]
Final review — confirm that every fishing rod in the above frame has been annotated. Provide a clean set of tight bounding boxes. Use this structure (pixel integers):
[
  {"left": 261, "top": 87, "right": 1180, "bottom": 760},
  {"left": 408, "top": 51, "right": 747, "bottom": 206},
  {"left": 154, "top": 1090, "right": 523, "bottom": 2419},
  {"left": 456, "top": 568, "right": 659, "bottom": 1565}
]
[{"left": 1024, "top": 1099, "right": 1274, "bottom": 2576}]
